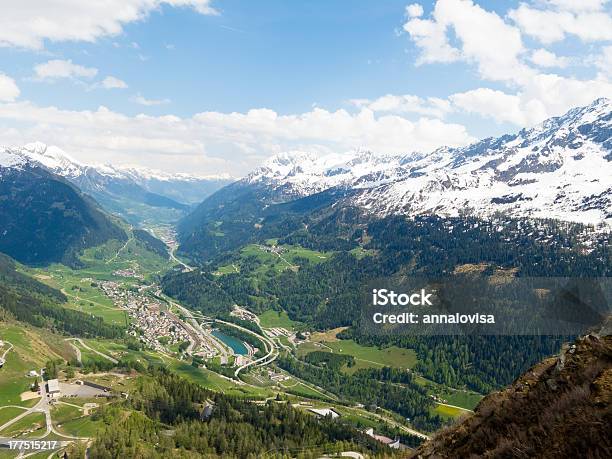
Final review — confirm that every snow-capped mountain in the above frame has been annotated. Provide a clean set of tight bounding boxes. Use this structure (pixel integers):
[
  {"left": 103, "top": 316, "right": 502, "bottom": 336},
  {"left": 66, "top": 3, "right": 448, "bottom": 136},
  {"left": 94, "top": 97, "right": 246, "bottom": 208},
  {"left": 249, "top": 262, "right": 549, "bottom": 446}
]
[
  {"left": 0, "top": 141, "right": 229, "bottom": 193},
  {"left": 0, "top": 142, "right": 233, "bottom": 224},
  {"left": 245, "top": 98, "right": 612, "bottom": 226}
]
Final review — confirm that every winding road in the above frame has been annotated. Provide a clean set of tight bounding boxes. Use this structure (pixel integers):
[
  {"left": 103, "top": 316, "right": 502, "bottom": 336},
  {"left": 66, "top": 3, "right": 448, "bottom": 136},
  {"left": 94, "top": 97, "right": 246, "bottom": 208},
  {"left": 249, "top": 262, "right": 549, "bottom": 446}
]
[
  {"left": 65, "top": 338, "right": 118, "bottom": 364},
  {"left": 214, "top": 319, "right": 277, "bottom": 378}
]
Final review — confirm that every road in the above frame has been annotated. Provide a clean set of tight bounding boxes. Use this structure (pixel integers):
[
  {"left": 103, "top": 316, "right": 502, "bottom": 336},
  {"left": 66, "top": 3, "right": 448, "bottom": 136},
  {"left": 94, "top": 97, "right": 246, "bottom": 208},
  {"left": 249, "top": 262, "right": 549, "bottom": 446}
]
[
  {"left": 1, "top": 341, "right": 13, "bottom": 360},
  {"left": 169, "top": 246, "right": 194, "bottom": 272},
  {"left": 147, "top": 226, "right": 194, "bottom": 272},
  {"left": 106, "top": 234, "right": 132, "bottom": 264},
  {"left": 0, "top": 374, "right": 89, "bottom": 457},
  {"left": 214, "top": 319, "right": 278, "bottom": 378},
  {"left": 0, "top": 340, "right": 13, "bottom": 366},
  {"left": 65, "top": 338, "right": 118, "bottom": 364},
  {"left": 162, "top": 295, "right": 231, "bottom": 362},
  {"left": 0, "top": 372, "right": 50, "bottom": 437}
]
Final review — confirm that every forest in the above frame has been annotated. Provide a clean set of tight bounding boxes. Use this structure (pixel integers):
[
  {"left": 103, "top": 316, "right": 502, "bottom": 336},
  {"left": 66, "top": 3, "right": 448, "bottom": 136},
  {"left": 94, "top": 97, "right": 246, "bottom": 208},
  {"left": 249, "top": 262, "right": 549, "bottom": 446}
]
[
  {"left": 84, "top": 368, "right": 391, "bottom": 458},
  {"left": 163, "top": 213, "right": 609, "bottom": 392}
]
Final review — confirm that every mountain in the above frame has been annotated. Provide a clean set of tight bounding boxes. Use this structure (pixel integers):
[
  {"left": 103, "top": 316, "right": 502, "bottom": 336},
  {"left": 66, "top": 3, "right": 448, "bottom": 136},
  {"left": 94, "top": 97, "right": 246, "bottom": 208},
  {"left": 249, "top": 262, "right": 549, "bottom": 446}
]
[
  {"left": 245, "top": 98, "right": 611, "bottom": 227},
  {"left": 0, "top": 153, "right": 126, "bottom": 266},
  {"left": 0, "top": 142, "right": 232, "bottom": 225},
  {"left": 0, "top": 252, "right": 123, "bottom": 337},
  {"left": 177, "top": 98, "right": 611, "bottom": 262},
  {"left": 412, "top": 332, "right": 612, "bottom": 458}
]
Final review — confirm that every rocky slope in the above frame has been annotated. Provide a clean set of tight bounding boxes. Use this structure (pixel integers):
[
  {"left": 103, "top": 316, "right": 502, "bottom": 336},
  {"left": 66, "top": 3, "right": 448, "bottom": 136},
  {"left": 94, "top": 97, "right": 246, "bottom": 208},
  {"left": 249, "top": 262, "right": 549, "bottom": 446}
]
[{"left": 412, "top": 332, "right": 612, "bottom": 458}]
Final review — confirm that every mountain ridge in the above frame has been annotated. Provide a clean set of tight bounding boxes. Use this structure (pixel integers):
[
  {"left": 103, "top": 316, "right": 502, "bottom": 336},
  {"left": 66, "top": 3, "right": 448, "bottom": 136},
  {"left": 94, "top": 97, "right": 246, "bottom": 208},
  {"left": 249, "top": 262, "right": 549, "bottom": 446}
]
[
  {"left": 243, "top": 98, "right": 611, "bottom": 227},
  {"left": 0, "top": 163, "right": 126, "bottom": 266},
  {"left": 0, "top": 142, "right": 233, "bottom": 224}
]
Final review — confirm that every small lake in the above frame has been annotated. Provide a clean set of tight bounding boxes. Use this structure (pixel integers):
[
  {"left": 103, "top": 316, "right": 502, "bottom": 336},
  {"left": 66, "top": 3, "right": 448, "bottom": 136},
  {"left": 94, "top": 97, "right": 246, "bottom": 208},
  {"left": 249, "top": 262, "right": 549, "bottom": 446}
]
[{"left": 212, "top": 330, "right": 248, "bottom": 355}]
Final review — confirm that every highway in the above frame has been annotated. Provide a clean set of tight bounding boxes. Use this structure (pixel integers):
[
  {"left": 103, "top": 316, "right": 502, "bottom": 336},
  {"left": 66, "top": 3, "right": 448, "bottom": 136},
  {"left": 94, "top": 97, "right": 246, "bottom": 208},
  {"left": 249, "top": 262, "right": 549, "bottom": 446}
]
[{"left": 214, "top": 319, "right": 278, "bottom": 378}]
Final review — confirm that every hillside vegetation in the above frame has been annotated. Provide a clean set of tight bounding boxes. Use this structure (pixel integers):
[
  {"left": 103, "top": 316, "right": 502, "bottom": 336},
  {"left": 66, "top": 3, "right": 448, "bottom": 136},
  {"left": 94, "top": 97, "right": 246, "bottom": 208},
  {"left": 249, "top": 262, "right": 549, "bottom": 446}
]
[{"left": 413, "top": 333, "right": 612, "bottom": 458}]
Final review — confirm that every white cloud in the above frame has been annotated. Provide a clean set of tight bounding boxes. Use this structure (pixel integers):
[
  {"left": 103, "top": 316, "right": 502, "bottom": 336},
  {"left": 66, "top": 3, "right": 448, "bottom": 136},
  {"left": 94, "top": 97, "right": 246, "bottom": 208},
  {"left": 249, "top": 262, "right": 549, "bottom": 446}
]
[
  {"left": 0, "top": 74, "right": 20, "bottom": 102},
  {"left": 101, "top": 76, "right": 128, "bottom": 89},
  {"left": 509, "top": 1, "right": 612, "bottom": 44},
  {"left": 529, "top": 48, "right": 570, "bottom": 68},
  {"left": 450, "top": 88, "right": 535, "bottom": 126},
  {"left": 132, "top": 94, "right": 171, "bottom": 105},
  {"left": 0, "top": 102, "right": 474, "bottom": 175},
  {"left": 404, "top": 0, "right": 532, "bottom": 84},
  {"left": 401, "top": 0, "right": 612, "bottom": 129},
  {"left": 349, "top": 94, "right": 452, "bottom": 118},
  {"left": 0, "top": 0, "right": 218, "bottom": 49},
  {"left": 406, "top": 3, "right": 424, "bottom": 18},
  {"left": 403, "top": 15, "right": 460, "bottom": 65},
  {"left": 593, "top": 45, "right": 612, "bottom": 77},
  {"left": 549, "top": 0, "right": 608, "bottom": 12},
  {"left": 33, "top": 59, "right": 98, "bottom": 80},
  {"left": 449, "top": 75, "right": 612, "bottom": 127}
]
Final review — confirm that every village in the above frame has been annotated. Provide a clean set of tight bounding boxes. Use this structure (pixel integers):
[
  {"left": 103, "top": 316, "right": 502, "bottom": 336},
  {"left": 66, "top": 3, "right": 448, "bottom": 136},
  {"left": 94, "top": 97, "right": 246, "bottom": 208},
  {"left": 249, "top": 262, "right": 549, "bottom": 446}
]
[{"left": 99, "top": 281, "right": 193, "bottom": 353}]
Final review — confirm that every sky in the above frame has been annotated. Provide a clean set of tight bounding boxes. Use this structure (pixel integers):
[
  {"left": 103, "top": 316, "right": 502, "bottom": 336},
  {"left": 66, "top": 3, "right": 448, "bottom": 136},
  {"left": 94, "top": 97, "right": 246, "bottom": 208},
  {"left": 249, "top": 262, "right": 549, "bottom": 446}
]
[{"left": 0, "top": 0, "right": 611, "bottom": 176}]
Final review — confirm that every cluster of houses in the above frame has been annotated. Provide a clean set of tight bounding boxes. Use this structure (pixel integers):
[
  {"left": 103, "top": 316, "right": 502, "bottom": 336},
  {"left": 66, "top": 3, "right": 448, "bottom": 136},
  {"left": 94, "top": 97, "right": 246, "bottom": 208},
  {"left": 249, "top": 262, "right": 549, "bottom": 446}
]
[
  {"left": 267, "top": 368, "right": 291, "bottom": 383},
  {"left": 256, "top": 243, "right": 286, "bottom": 255},
  {"left": 100, "top": 281, "right": 191, "bottom": 352},
  {"left": 429, "top": 394, "right": 448, "bottom": 404}
]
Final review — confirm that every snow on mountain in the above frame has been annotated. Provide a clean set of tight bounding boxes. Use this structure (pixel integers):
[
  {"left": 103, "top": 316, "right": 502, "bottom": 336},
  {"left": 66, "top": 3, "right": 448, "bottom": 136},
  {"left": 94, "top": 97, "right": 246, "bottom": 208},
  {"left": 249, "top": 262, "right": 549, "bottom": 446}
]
[
  {"left": 0, "top": 141, "right": 226, "bottom": 183},
  {"left": 0, "top": 143, "right": 234, "bottom": 217},
  {"left": 245, "top": 98, "right": 612, "bottom": 226}
]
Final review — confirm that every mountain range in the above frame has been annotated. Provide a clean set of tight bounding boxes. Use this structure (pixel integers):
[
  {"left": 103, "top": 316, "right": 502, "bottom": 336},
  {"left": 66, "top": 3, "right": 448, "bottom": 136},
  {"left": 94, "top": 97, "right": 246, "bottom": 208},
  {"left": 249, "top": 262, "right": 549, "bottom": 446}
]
[
  {"left": 178, "top": 98, "right": 611, "bottom": 263},
  {"left": 245, "top": 97, "right": 611, "bottom": 227},
  {"left": 0, "top": 142, "right": 232, "bottom": 225}
]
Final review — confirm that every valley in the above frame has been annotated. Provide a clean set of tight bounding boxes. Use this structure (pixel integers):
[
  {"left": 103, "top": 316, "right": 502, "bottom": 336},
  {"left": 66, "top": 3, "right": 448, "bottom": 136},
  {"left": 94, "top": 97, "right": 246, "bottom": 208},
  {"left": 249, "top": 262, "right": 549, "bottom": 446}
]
[
  {"left": 0, "top": 99, "right": 610, "bottom": 458},
  {"left": 1, "top": 230, "right": 466, "bottom": 457}
]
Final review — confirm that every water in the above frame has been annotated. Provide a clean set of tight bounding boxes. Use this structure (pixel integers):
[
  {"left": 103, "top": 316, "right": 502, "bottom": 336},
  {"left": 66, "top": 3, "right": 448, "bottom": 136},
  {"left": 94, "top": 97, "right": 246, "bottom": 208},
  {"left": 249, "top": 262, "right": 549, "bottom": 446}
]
[{"left": 212, "top": 330, "right": 248, "bottom": 355}]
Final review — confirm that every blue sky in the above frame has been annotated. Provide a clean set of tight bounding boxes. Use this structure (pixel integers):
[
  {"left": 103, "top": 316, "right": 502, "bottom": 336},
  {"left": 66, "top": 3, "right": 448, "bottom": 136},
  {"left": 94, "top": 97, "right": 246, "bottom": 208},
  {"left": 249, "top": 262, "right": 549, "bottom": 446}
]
[{"left": 0, "top": 0, "right": 611, "bottom": 175}]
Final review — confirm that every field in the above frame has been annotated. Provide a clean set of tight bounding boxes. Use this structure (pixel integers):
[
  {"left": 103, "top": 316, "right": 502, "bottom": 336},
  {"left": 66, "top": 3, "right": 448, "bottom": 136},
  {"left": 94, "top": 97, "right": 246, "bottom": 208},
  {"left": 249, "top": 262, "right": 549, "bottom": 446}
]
[
  {"left": 297, "top": 335, "right": 417, "bottom": 374},
  {"left": 0, "top": 412, "right": 45, "bottom": 437},
  {"left": 0, "top": 324, "right": 68, "bottom": 407},
  {"left": 23, "top": 231, "right": 174, "bottom": 327},
  {"left": 349, "top": 247, "right": 377, "bottom": 259},
  {"left": 414, "top": 375, "right": 483, "bottom": 410},
  {"left": 52, "top": 402, "right": 105, "bottom": 438},
  {"left": 431, "top": 403, "right": 470, "bottom": 420},
  {"left": 258, "top": 310, "right": 299, "bottom": 329},
  {"left": 216, "top": 243, "right": 332, "bottom": 276},
  {"left": 167, "top": 360, "right": 270, "bottom": 398},
  {"left": 58, "top": 415, "right": 104, "bottom": 437},
  {"left": 0, "top": 407, "right": 27, "bottom": 426}
]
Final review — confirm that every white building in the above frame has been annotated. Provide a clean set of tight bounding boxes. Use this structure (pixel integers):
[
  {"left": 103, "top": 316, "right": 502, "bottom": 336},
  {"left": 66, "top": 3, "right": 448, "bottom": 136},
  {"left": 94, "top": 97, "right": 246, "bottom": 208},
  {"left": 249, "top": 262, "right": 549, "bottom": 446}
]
[
  {"left": 47, "top": 379, "right": 60, "bottom": 397},
  {"left": 308, "top": 408, "right": 340, "bottom": 419}
]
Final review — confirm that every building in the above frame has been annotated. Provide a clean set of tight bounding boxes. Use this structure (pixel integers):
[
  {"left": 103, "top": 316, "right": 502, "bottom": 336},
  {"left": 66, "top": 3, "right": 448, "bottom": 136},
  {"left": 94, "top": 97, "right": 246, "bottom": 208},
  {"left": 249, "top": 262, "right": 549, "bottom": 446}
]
[
  {"left": 365, "top": 428, "right": 403, "bottom": 449},
  {"left": 308, "top": 408, "right": 340, "bottom": 419},
  {"left": 47, "top": 379, "right": 60, "bottom": 397},
  {"left": 200, "top": 402, "right": 215, "bottom": 420}
]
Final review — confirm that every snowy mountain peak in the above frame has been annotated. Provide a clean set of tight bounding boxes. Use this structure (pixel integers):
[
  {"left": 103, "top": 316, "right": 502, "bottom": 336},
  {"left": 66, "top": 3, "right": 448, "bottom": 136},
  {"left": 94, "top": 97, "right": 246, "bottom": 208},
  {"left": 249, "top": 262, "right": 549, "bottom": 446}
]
[
  {"left": 0, "top": 142, "right": 226, "bottom": 183},
  {"left": 244, "top": 99, "right": 612, "bottom": 226}
]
